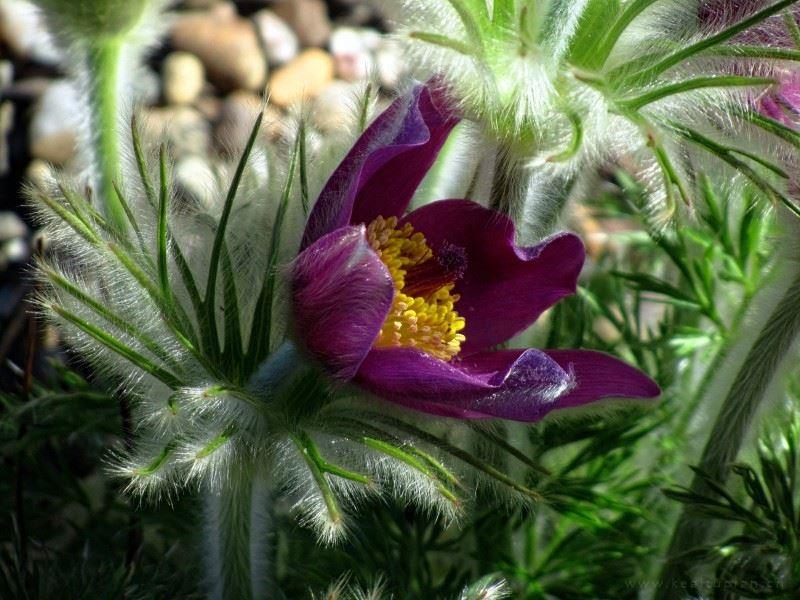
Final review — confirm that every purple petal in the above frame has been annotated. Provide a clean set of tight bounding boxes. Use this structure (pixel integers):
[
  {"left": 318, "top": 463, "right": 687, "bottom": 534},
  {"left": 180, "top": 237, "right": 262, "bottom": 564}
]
[
  {"left": 355, "top": 348, "right": 574, "bottom": 421},
  {"left": 402, "top": 200, "right": 585, "bottom": 353},
  {"left": 759, "top": 73, "right": 800, "bottom": 126},
  {"left": 301, "top": 84, "right": 459, "bottom": 250},
  {"left": 543, "top": 350, "right": 661, "bottom": 410},
  {"left": 291, "top": 225, "right": 395, "bottom": 380}
]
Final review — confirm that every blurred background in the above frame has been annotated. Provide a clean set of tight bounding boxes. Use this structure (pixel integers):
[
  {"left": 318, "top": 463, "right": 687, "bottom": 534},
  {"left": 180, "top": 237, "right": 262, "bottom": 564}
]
[{"left": 0, "top": 0, "right": 405, "bottom": 388}]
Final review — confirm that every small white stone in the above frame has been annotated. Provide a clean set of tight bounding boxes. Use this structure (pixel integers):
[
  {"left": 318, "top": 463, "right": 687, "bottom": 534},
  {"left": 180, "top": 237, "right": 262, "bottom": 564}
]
[
  {"left": 375, "top": 39, "right": 407, "bottom": 90},
  {"left": 329, "top": 27, "right": 376, "bottom": 82},
  {"left": 175, "top": 155, "right": 218, "bottom": 211},
  {"left": 142, "top": 106, "right": 211, "bottom": 158},
  {"left": 0, "top": 211, "right": 27, "bottom": 241},
  {"left": 29, "top": 80, "right": 81, "bottom": 165},
  {"left": 252, "top": 10, "right": 299, "bottom": 66},
  {"left": 312, "top": 80, "right": 360, "bottom": 132},
  {"left": 0, "top": 0, "right": 60, "bottom": 65},
  {"left": 1, "top": 237, "right": 29, "bottom": 264},
  {"left": 162, "top": 52, "right": 206, "bottom": 106}
]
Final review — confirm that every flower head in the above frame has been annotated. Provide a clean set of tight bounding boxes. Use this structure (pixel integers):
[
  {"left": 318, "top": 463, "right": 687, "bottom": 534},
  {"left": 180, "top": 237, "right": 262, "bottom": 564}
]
[
  {"left": 33, "top": 0, "right": 153, "bottom": 37},
  {"left": 290, "top": 83, "right": 660, "bottom": 421}
]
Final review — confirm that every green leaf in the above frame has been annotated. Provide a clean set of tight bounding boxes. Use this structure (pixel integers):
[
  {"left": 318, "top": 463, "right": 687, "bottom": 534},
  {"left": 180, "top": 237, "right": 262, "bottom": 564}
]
[
  {"left": 196, "top": 426, "right": 236, "bottom": 460},
  {"left": 619, "top": 76, "right": 775, "bottom": 111},
  {"left": 135, "top": 441, "right": 177, "bottom": 476},
  {"left": 221, "top": 244, "right": 243, "bottom": 376},
  {"left": 567, "top": 0, "right": 622, "bottom": 68},
  {"left": 245, "top": 129, "right": 300, "bottom": 374},
  {"left": 204, "top": 110, "right": 265, "bottom": 360},
  {"left": 51, "top": 304, "right": 182, "bottom": 389},
  {"left": 409, "top": 31, "right": 479, "bottom": 57},
  {"left": 668, "top": 122, "right": 800, "bottom": 218},
  {"left": 298, "top": 119, "right": 310, "bottom": 214},
  {"left": 157, "top": 146, "right": 172, "bottom": 307},
  {"left": 131, "top": 113, "right": 157, "bottom": 209},
  {"left": 444, "top": 0, "right": 485, "bottom": 54},
  {"left": 44, "top": 267, "right": 179, "bottom": 370},
  {"left": 619, "top": 0, "right": 800, "bottom": 85},
  {"left": 613, "top": 272, "right": 701, "bottom": 308}
]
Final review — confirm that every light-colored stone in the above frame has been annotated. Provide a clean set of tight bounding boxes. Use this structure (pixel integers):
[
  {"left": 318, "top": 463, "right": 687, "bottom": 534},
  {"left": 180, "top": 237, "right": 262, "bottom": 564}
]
[
  {"left": 142, "top": 106, "right": 211, "bottom": 157},
  {"left": 0, "top": 0, "right": 60, "bottom": 64},
  {"left": 0, "top": 61, "right": 13, "bottom": 88},
  {"left": 268, "top": 49, "right": 334, "bottom": 108},
  {"left": 170, "top": 8, "right": 267, "bottom": 93},
  {"left": 375, "top": 39, "right": 407, "bottom": 90},
  {"left": 162, "top": 51, "right": 206, "bottom": 105},
  {"left": 1, "top": 238, "right": 28, "bottom": 265},
  {"left": 312, "top": 81, "right": 361, "bottom": 132},
  {"left": 25, "top": 159, "right": 54, "bottom": 190},
  {"left": 0, "top": 212, "right": 28, "bottom": 269},
  {"left": 273, "top": 0, "right": 331, "bottom": 48},
  {"left": 214, "top": 91, "right": 262, "bottom": 156},
  {"left": 0, "top": 100, "right": 13, "bottom": 175},
  {"left": 252, "top": 9, "right": 298, "bottom": 66},
  {"left": 0, "top": 212, "right": 26, "bottom": 241},
  {"left": 29, "top": 80, "right": 80, "bottom": 165},
  {"left": 330, "top": 27, "right": 378, "bottom": 82},
  {"left": 174, "top": 155, "right": 218, "bottom": 211}
]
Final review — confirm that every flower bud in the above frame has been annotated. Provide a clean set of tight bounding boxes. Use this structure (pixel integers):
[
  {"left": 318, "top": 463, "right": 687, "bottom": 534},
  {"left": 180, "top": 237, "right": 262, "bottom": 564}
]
[{"left": 34, "top": 0, "right": 150, "bottom": 39}]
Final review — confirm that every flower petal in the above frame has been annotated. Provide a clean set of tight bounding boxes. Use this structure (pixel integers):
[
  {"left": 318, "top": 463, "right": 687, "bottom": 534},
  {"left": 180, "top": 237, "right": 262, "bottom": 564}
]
[
  {"left": 402, "top": 200, "right": 585, "bottom": 353},
  {"left": 291, "top": 225, "right": 395, "bottom": 380},
  {"left": 542, "top": 350, "right": 661, "bottom": 409},
  {"left": 355, "top": 348, "right": 574, "bottom": 421},
  {"left": 301, "top": 84, "right": 459, "bottom": 249}
]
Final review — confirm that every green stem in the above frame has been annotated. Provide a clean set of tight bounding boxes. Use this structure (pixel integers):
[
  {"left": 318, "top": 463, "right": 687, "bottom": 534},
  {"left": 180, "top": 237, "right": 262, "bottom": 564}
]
[
  {"left": 86, "top": 36, "right": 127, "bottom": 232},
  {"left": 489, "top": 143, "right": 525, "bottom": 219},
  {"left": 656, "top": 256, "right": 800, "bottom": 597},
  {"left": 204, "top": 467, "right": 274, "bottom": 600}
]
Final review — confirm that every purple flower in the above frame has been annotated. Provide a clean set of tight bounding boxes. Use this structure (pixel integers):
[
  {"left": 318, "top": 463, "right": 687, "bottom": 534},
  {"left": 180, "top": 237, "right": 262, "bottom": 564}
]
[{"left": 290, "top": 84, "right": 660, "bottom": 422}]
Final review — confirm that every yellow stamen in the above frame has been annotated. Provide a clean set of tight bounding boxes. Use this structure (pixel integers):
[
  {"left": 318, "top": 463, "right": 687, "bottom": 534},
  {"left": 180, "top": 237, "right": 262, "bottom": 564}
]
[{"left": 366, "top": 216, "right": 466, "bottom": 361}]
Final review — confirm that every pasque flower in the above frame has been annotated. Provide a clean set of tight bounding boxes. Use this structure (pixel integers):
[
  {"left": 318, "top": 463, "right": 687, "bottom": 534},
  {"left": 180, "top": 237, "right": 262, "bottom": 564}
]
[{"left": 290, "top": 84, "right": 660, "bottom": 421}]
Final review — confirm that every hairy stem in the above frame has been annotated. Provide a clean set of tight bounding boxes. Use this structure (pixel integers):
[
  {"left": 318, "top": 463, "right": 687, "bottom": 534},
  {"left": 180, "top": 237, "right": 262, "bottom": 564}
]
[
  {"left": 489, "top": 143, "right": 576, "bottom": 242},
  {"left": 204, "top": 466, "right": 274, "bottom": 600},
  {"left": 657, "top": 255, "right": 800, "bottom": 596},
  {"left": 86, "top": 36, "right": 127, "bottom": 231},
  {"left": 489, "top": 143, "right": 525, "bottom": 220}
]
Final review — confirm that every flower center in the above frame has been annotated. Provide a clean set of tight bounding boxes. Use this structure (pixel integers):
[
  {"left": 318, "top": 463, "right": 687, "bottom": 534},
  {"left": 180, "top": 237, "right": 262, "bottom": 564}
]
[{"left": 366, "top": 216, "right": 466, "bottom": 361}]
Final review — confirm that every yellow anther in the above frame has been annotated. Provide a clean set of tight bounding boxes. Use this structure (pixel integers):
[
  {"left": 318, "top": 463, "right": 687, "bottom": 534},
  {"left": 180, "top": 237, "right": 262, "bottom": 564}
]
[{"left": 367, "top": 216, "right": 466, "bottom": 361}]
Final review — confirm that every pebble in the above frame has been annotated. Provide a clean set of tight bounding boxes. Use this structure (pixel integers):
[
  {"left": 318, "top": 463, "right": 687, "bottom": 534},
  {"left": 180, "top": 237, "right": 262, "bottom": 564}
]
[
  {"left": 142, "top": 106, "right": 211, "bottom": 157},
  {"left": 0, "top": 212, "right": 27, "bottom": 241},
  {"left": 252, "top": 10, "right": 299, "bottom": 66},
  {"left": 26, "top": 159, "right": 54, "bottom": 190},
  {"left": 268, "top": 49, "right": 334, "bottom": 108},
  {"left": 0, "top": 0, "right": 60, "bottom": 65},
  {"left": 273, "top": 0, "right": 332, "bottom": 48},
  {"left": 312, "top": 81, "right": 360, "bottom": 132},
  {"left": 170, "top": 6, "right": 267, "bottom": 93},
  {"left": 0, "top": 212, "right": 28, "bottom": 270},
  {"left": 29, "top": 80, "right": 80, "bottom": 166},
  {"left": 214, "top": 91, "right": 263, "bottom": 156},
  {"left": 330, "top": 27, "right": 378, "bottom": 82},
  {"left": 162, "top": 52, "right": 206, "bottom": 106},
  {"left": 174, "top": 155, "right": 218, "bottom": 211},
  {"left": 0, "top": 101, "right": 13, "bottom": 176},
  {"left": 375, "top": 39, "right": 407, "bottom": 90}
]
